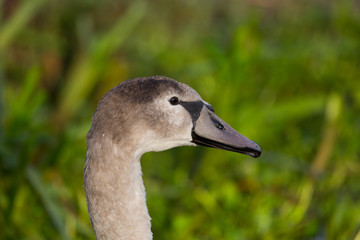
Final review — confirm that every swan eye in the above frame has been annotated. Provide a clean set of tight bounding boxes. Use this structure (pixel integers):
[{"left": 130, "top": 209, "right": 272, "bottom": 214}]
[
  {"left": 216, "top": 122, "right": 225, "bottom": 130},
  {"left": 169, "top": 97, "right": 179, "bottom": 105}
]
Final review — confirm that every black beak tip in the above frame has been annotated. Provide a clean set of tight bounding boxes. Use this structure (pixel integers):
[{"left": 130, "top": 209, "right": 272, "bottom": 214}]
[
  {"left": 251, "top": 143, "right": 262, "bottom": 158},
  {"left": 241, "top": 145, "right": 261, "bottom": 158},
  {"left": 251, "top": 148, "right": 262, "bottom": 158}
]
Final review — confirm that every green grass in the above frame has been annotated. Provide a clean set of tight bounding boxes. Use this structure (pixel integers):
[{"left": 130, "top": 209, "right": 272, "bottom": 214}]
[{"left": 1, "top": 0, "right": 360, "bottom": 239}]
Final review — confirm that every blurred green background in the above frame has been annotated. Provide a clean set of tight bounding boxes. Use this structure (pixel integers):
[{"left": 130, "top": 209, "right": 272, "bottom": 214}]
[{"left": 1, "top": 0, "right": 360, "bottom": 239}]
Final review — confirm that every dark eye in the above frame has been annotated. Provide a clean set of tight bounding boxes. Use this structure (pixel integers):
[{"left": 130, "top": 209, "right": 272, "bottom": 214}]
[
  {"left": 216, "top": 122, "right": 225, "bottom": 130},
  {"left": 169, "top": 97, "right": 179, "bottom": 105}
]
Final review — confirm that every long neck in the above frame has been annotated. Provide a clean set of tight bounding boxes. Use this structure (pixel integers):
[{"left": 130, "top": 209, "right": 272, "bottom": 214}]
[{"left": 84, "top": 137, "right": 152, "bottom": 240}]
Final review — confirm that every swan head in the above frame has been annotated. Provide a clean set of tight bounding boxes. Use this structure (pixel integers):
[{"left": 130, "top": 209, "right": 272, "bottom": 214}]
[{"left": 88, "top": 76, "right": 261, "bottom": 158}]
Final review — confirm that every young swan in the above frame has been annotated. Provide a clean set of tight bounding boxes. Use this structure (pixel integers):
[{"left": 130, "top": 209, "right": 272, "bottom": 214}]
[{"left": 84, "top": 76, "right": 261, "bottom": 240}]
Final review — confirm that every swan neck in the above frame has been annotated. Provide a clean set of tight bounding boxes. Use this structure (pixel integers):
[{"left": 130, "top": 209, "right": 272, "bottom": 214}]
[{"left": 84, "top": 138, "right": 152, "bottom": 240}]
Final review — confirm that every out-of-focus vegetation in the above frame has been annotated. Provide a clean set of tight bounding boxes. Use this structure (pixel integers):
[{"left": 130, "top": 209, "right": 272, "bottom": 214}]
[{"left": 1, "top": 0, "right": 360, "bottom": 239}]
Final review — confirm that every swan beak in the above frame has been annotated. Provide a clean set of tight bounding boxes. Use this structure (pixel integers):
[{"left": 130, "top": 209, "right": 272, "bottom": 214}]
[{"left": 191, "top": 106, "right": 262, "bottom": 158}]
